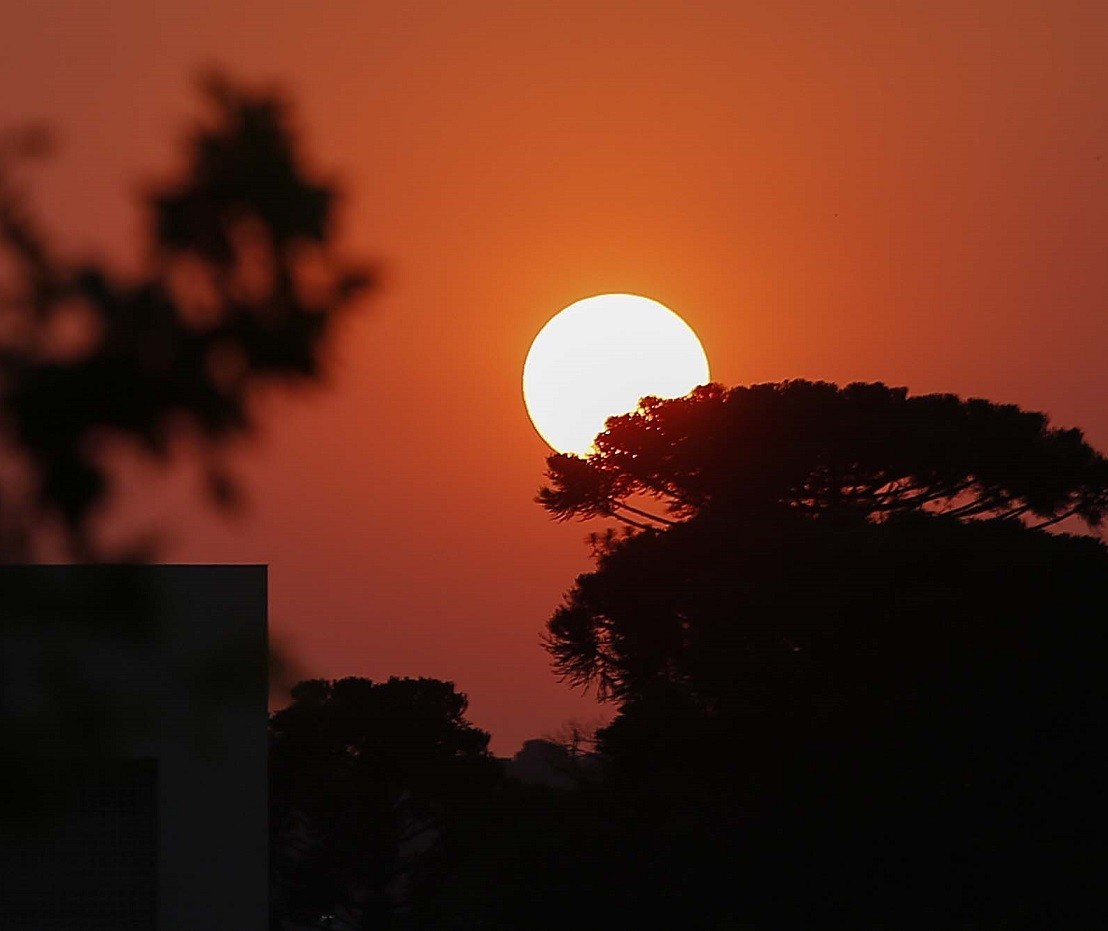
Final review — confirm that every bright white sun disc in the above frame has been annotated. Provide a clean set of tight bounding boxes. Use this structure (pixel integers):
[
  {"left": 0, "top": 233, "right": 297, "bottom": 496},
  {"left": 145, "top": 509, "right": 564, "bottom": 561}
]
[{"left": 523, "top": 293, "right": 710, "bottom": 456}]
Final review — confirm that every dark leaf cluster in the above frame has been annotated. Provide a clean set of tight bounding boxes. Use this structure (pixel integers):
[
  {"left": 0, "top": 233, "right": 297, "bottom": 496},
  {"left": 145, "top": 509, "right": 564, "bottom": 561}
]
[
  {"left": 269, "top": 676, "right": 495, "bottom": 929},
  {"left": 0, "top": 74, "right": 372, "bottom": 559}
]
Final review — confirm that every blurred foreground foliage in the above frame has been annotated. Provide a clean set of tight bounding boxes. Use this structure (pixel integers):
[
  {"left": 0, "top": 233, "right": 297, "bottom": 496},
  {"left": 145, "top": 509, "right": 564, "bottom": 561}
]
[
  {"left": 0, "top": 75, "right": 369, "bottom": 827},
  {"left": 0, "top": 73, "right": 371, "bottom": 561}
]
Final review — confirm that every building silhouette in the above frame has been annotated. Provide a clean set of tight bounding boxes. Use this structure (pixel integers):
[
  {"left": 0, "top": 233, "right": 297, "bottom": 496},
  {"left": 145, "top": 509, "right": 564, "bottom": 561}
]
[{"left": 0, "top": 565, "right": 268, "bottom": 931}]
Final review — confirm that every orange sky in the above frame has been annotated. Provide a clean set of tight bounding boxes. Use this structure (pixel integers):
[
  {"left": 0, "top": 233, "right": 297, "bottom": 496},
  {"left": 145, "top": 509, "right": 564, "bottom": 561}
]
[{"left": 3, "top": 1, "right": 1107, "bottom": 752}]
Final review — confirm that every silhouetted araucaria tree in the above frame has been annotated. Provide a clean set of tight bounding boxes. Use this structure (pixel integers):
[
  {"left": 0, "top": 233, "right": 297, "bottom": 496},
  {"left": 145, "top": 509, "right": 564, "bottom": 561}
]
[
  {"left": 539, "top": 380, "right": 1108, "bottom": 536},
  {"left": 539, "top": 380, "right": 1108, "bottom": 701},
  {"left": 536, "top": 379, "right": 1108, "bottom": 927}
]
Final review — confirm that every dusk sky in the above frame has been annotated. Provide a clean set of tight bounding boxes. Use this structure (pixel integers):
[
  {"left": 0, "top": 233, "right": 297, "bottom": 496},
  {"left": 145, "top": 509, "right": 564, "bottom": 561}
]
[{"left": 3, "top": 0, "right": 1107, "bottom": 752}]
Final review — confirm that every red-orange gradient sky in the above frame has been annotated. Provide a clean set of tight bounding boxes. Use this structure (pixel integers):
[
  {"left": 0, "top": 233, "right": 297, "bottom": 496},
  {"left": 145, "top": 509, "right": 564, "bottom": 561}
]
[{"left": 3, "top": 1, "right": 1107, "bottom": 752}]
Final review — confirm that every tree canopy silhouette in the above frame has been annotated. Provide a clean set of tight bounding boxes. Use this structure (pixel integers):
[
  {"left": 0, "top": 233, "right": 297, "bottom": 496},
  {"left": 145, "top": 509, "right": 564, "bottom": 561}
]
[
  {"left": 539, "top": 380, "right": 1108, "bottom": 533},
  {"left": 540, "top": 380, "right": 1108, "bottom": 700},
  {"left": 0, "top": 74, "right": 371, "bottom": 560},
  {"left": 537, "top": 380, "right": 1108, "bottom": 927},
  {"left": 269, "top": 676, "right": 495, "bottom": 930}
]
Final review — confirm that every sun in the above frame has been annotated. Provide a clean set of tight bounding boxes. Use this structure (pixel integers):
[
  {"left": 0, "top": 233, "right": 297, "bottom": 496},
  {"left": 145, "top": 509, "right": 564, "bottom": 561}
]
[{"left": 523, "top": 293, "right": 710, "bottom": 456}]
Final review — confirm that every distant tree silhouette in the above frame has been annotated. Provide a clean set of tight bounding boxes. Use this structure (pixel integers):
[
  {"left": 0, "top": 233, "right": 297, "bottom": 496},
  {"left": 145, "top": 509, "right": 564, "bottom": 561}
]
[
  {"left": 0, "top": 73, "right": 371, "bottom": 561},
  {"left": 270, "top": 682, "right": 625, "bottom": 931},
  {"left": 538, "top": 380, "right": 1108, "bottom": 928},
  {"left": 541, "top": 716, "right": 605, "bottom": 762},
  {"left": 268, "top": 676, "right": 495, "bottom": 930}
]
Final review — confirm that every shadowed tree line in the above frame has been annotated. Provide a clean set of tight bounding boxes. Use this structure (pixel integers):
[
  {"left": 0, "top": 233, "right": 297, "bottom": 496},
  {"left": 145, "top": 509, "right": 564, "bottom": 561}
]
[
  {"left": 273, "top": 382, "right": 1108, "bottom": 930},
  {"left": 269, "top": 677, "right": 498, "bottom": 929}
]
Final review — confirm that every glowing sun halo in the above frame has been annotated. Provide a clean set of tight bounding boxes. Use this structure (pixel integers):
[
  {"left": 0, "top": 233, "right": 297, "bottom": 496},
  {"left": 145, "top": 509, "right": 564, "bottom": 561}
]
[{"left": 523, "top": 293, "right": 710, "bottom": 456}]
